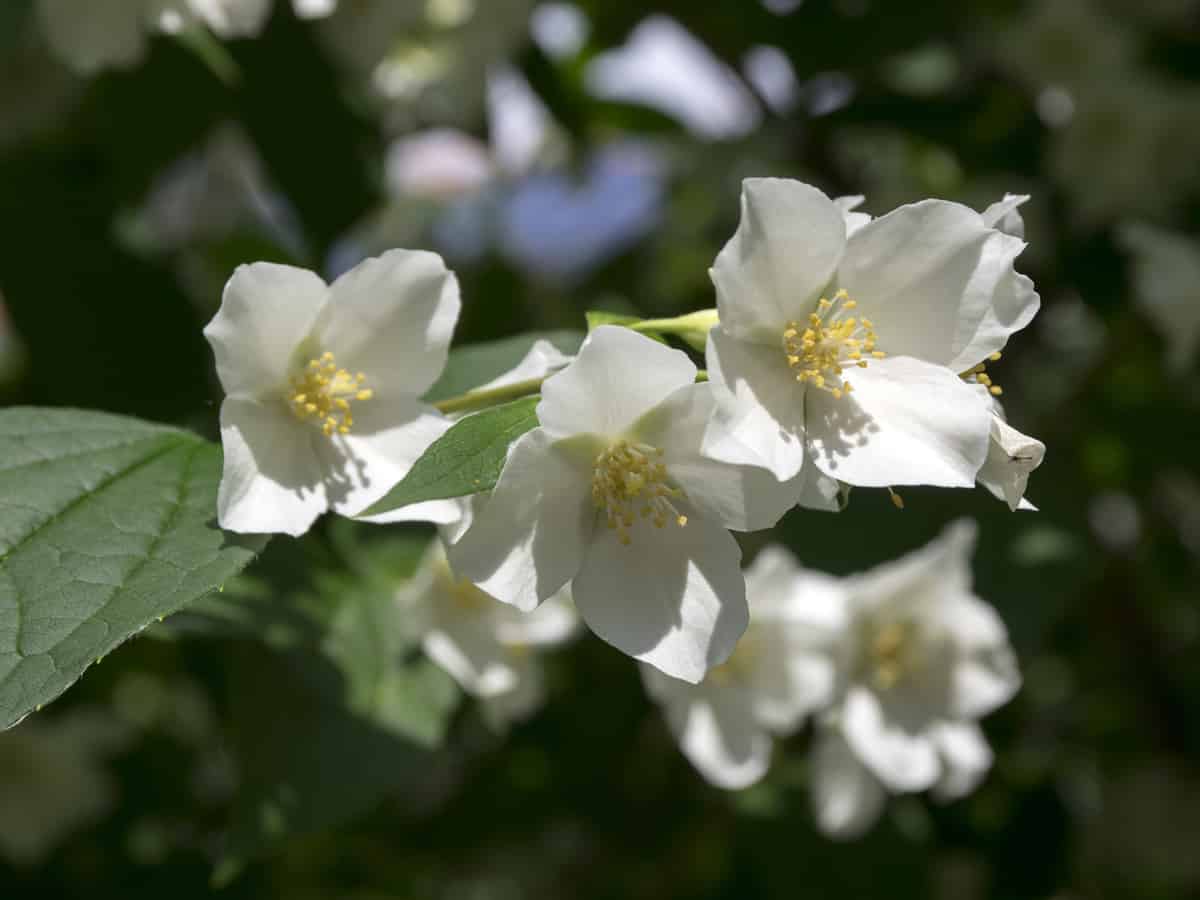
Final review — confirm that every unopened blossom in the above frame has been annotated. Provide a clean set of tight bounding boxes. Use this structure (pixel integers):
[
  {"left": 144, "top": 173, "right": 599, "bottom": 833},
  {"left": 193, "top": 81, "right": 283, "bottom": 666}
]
[
  {"left": 448, "top": 326, "right": 795, "bottom": 683},
  {"left": 805, "top": 521, "right": 1020, "bottom": 838},
  {"left": 641, "top": 545, "right": 846, "bottom": 789},
  {"left": 203, "top": 250, "right": 461, "bottom": 536},
  {"left": 704, "top": 178, "right": 1040, "bottom": 501},
  {"left": 400, "top": 541, "right": 578, "bottom": 730}
]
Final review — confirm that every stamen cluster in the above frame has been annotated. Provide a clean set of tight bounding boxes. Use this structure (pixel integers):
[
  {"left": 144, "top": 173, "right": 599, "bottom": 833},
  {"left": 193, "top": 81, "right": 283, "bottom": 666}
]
[
  {"left": 288, "top": 351, "right": 375, "bottom": 437},
  {"left": 591, "top": 440, "right": 688, "bottom": 546},
  {"left": 783, "top": 290, "right": 885, "bottom": 398},
  {"left": 867, "top": 619, "right": 921, "bottom": 690},
  {"left": 961, "top": 352, "right": 1005, "bottom": 396}
]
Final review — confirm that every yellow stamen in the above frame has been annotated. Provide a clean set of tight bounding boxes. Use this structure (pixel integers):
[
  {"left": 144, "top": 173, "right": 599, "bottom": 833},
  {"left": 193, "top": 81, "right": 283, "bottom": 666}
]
[
  {"left": 592, "top": 440, "right": 688, "bottom": 546},
  {"left": 783, "top": 290, "right": 884, "bottom": 397},
  {"left": 287, "top": 350, "right": 373, "bottom": 437}
]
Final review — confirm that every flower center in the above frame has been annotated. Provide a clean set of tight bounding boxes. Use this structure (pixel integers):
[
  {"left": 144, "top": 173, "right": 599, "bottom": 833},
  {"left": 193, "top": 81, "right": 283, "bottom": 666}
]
[
  {"left": 287, "top": 351, "right": 374, "bottom": 437},
  {"left": 783, "top": 289, "right": 885, "bottom": 398},
  {"left": 961, "top": 351, "right": 1004, "bottom": 396},
  {"left": 591, "top": 440, "right": 687, "bottom": 546},
  {"left": 707, "top": 629, "right": 760, "bottom": 686},
  {"left": 867, "top": 619, "right": 921, "bottom": 690}
]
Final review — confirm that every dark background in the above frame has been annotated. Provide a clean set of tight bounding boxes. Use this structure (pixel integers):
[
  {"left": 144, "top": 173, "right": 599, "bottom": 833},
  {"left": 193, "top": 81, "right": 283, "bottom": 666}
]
[{"left": 2, "top": 0, "right": 1200, "bottom": 897}]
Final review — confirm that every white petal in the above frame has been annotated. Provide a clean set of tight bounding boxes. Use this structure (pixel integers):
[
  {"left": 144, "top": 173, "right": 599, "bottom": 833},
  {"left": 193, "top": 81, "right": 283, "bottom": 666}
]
[
  {"left": 633, "top": 383, "right": 796, "bottom": 531},
  {"left": 448, "top": 429, "right": 594, "bottom": 611},
  {"left": 332, "top": 398, "right": 459, "bottom": 521},
  {"left": 980, "top": 194, "right": 1028, "bottom": 237},
  {"left": 493, "top": 587, "right": 580, "bottom": 648},
  {"left": 666, "top": 686, "right": 773, "bottom": 789},
  {"left": 538, "top": 326, "right": 695, "bottom": 439},
  {"left": 793, "top": 467, "right": 843, "bottom": 512},
  {"left": 422, "top": 627, "right": 519, "bottom": 698},
  {"left": 186, "top": 0, "right": 272, "bottom": 36},
  {"left": 841, "top": 686, "right": 941, "bottom": 792},
  {"left": 216, "top": 397, "right": 328, "bottom": 536},
  {"left": 204, "top": 263, "right": 329, "bottom": 399},
  {"left": 38, "top": 0, "right": 148, "bottom": 73},
  {"left": 470, "top": 338, "right": 573, "bottom": 395},
  {"left": 835, "top": 194, "right": 873, "bottom": 236},
  {"left": 805, "top": 356, "right": 992, "bottom": 489},
  {"left": 811, "top": 725, "right": 888, "bottom": 839},
  {"left": 703, "top": 327, "right": 807, "bottom": 482},
  {"left": 978, "top": 412, "right": 1045, "bottom": 511},
  {"left": 573, "top": 509, "right": 747, "bottom": 683},
  {"left": 847, "top": 519, "right": 977, "bottom": 618},
  {"left": 478, "top": 658, "right": 546, "bottom": 730},
  {"left": 292, "top": 0, "right": 337, "bottom": 18},
  {"left": 321, "top": 249, "right": 461, "bottom": 398},
  {"left": 942, "top": 598, "right": 1021, "bottom": 720},
  {"left": 711, "top": 178, "right": 846, "bottom": 340},
  {"left": 932, "top": 721, "right": 993, "bottom": 800},
  {"left": 837, "top": 199, "right": 1038, "bottom": 372}
]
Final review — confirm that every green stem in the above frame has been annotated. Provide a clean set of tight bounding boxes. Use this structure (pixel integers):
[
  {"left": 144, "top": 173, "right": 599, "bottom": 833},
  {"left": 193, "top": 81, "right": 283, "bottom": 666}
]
[{"left": 432, "top": 376, "right": 549, "bottom": 415}]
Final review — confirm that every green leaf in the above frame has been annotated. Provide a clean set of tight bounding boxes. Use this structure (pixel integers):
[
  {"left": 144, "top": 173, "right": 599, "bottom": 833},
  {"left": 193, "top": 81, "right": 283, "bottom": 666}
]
[
  {"left": 584, "top": 310, "right": 667, "bottom": 344},
  {"left": 0, "top": 1, "right": 33, "bottom": 54},
  {"left": 0, "top": 407, "right": 268, "bottom": 730},
  {"left": 423, "top": 330, "right": 583, "bottom": 404},
  {"left": 363, "top": 397, "right": 540, "bottom": 517}
]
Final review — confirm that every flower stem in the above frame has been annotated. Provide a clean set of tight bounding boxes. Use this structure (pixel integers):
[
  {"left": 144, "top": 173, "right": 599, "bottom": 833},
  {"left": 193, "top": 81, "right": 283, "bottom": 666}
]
[{"left": 432, "top": 376, "right": 549, "bottom": 415}]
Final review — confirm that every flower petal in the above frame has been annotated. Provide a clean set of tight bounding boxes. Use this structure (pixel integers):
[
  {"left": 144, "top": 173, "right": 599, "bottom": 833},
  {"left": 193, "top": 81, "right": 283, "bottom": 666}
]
[
  {"left": 493, "top": 588, "right": 580, "bottom": 647},
  {"left": 838, "top": 199, "right": 1038, "bottom": 371},
  {"left": 805, "top": 356, "right": 991, "bottom": 489},
  {"left": 978, "top": 412, "right": 1045, "bottom": 511},
  {"left": 711, "top": 178, "right": 846, "bottom": 340},
  {"left": 423, "top": 624, "right": 520, "bottom": 698},
  {"left": 216, "top": 397, "right": 328, "bottom": 536},
  {"left": 633, "top": 383, "right": 796, "bottom": 531},
  {"left": 931, "top": 721, "right": 993, "bottom": 800},
  {"left": 703, "top": 327, "right": 807, "bottom": 482},
  {"left": 470, "top": 338, "right": 574, "bottom": 395},
  {"left": 841, "top": 685, "right": 941, "bottom": 792},
  {"left": 666, "top": 686, "right": 773, "bottom": 789},
  {"left": 478, "top": 657, "right": 546, "bottom": 730},
  {"left": 321, "top": 249, "right": 461, "bottom": 398},
  {"left": 538, "top": 326, "right": 696, "bottom": 439},
  {"left": 811, "top": 725, "right": 888, "bottom": 839},
  {"left": 942, "top": 598, "right": 1021, "bottom": 719},
  {"left": 573, "top": 509, "right": 746, "bottom": 683},
  {"left": 204, "top": 262, "right": 329, "bottom": 399},
  {"left": 326, "top": 396, "right": 459, "bottom": 522},
  {"left": 448, "top": 429, "right": 594, "bottom": 611}
]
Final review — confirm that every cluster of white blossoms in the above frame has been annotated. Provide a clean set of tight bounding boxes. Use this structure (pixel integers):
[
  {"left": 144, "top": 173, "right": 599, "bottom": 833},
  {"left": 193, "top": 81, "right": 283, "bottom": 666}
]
[
  {"left": 644, "top": 522, "right": 1019, "bottom": 838},
  {"left": 37, "top": 0, "right": 338, "bottom": 73},
  {"left": 203, "top": 176, "right": 1043, "bottom": 828}
]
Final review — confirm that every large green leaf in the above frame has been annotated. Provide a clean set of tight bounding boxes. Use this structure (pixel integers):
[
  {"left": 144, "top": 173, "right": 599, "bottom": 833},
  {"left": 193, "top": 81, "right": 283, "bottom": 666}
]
[
  {"left": 0, "top": 407, "right": 267, "bottom": 729},
  {"left": 363, "top": 397, "right": 540, "bottom": 517},
  {"left": 423, "top": 330, "right": 583, "bottom": 403}
]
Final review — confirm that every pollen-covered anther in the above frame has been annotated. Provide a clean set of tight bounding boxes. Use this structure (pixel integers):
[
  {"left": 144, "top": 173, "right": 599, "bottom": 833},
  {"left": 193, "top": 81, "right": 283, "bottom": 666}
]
[
  {"left": 783, "top": 289, "right": 884, "bottom": 398},
  {"left": 591, "top": 440, "right": 687, "bottom": 546},
  {"left": 287, "top": 350, "right": 374, "bottom": 436},
  {"left": 961, "top": 351, "right": 1004, "bottom": 396},
  {"left": 868, "top": 620, "right": 921, "bottom": 690}
]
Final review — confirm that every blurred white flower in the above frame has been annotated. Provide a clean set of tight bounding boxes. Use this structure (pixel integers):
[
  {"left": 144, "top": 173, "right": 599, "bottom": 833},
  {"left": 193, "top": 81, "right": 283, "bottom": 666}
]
[
  {"left": 37, "top": 0, "right": 339, "bottom": 73},
  {"left": 808, "top": 521, "right": 1020, "bottom": 838},
  {"left": 1119, "top": 223, "right": 1200, "bottom": 373},
  {"left": 585, "top": 15, "right": 761, "bottom": 141},
  {"left": 641, "top": 546, "right": 846, "bottom": 789},
  {"left": 449, "top": 326, "right": 796, "bottom": 683},
  {"left": 203, "top": 251, "right": 461, "bottom": 536},
  {"left": 401, "top": 540, "right": 578, "bottom": 729},
  {"left": 703, "top": 178, "right": 1038, "bottom": 504}
]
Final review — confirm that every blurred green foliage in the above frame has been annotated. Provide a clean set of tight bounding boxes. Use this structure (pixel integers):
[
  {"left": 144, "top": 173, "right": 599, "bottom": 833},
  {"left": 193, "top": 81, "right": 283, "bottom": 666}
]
[{"left": 1, "top": 1, "right": 1199, "bottom": 898}]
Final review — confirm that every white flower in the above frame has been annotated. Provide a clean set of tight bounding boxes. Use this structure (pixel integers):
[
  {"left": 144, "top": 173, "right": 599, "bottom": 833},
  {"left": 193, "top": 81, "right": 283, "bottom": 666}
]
[
  {"left": 400, "top": 540, "right": 578, "bottom": 730},
  {"left": 806, "top": 521, "right": 1020, "bottom": 838},
  {"left": 447, "top": 325, "right": 795, "bottom": 682},
  {"left": 203, "top": 250, "right": 461, "bottom": 536},
  {"left": 641, "top": 545, "right": 846, "bottom": 789},
  {"left": 37, "top": 0, "right": 338, "bottom": 73},
  {"left": 703, "top": 178, "right": 1040, "bottom": 500}
]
